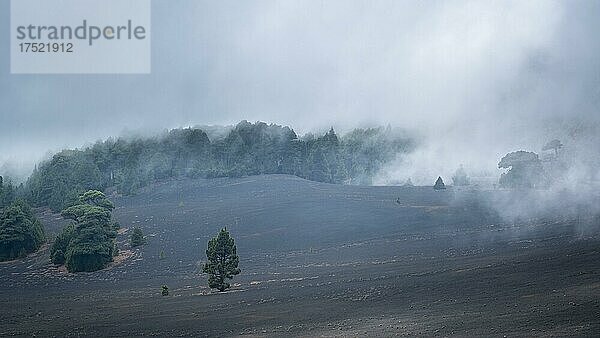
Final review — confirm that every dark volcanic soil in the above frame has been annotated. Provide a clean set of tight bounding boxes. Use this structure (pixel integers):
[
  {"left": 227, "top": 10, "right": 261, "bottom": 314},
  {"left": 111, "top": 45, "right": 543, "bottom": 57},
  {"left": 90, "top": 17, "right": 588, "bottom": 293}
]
[{"left": 1, "top": 175, "right": 599, "bottom": 337}]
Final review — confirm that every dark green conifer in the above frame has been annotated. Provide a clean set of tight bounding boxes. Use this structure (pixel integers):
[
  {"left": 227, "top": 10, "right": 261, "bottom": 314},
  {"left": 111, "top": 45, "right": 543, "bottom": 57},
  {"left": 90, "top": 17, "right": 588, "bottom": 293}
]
[
  {"left": 202, "top": 228, "right": 241, "bottom": 292},
  {"left": 0, "top": 200, "right": 45, "bottom": 261},
  {"left": 433, "top": 176, "right": 446, "bottom": 190}
]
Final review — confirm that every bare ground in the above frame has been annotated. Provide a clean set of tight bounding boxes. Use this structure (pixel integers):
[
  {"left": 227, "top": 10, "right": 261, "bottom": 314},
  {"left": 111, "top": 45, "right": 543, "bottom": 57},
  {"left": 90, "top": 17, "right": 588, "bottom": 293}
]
[{"left": 1, "top": 175, "right": 599, "bottom": 337}]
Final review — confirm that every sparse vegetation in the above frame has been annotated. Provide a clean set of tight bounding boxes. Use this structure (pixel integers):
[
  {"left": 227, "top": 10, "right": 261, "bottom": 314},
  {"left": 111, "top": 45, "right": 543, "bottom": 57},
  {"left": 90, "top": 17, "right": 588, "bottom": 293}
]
[
  {"left": 130, "top": 227, "right": 146, "bottom": 247},
  {"left": 161, "top": 285, "right": 169, "bottom": 296},
  {"left": 1, "top": 173, "right": 599, "bottom": 336},
  {"left": 50, "top": 190, "right": 118, "bottom": 272},
  {"left": 0, "top": 200, "right": 45, "bottom": 261},
  {"left": 203, "top": 228, "right": 241, "bottom": 292}
]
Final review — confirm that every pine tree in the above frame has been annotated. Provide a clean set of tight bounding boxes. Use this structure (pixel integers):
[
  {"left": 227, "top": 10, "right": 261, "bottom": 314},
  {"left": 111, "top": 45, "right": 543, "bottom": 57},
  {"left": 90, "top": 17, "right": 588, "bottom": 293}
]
[
  {"left": 433, "top": 176, "right": 446, "bottom": 190},
  {"left": 202, "top": 228, "right": 241, "bottom": 292}
]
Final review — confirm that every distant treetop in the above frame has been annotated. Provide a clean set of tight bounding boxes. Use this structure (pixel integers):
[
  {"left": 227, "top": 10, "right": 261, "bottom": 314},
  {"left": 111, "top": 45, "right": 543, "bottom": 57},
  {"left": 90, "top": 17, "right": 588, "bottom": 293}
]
[
  {"left": 452, "top": 165, "right": 470, "bottom": 186},
  {"left": 542, "top": 139, "right": 563, "bottom": 156}
]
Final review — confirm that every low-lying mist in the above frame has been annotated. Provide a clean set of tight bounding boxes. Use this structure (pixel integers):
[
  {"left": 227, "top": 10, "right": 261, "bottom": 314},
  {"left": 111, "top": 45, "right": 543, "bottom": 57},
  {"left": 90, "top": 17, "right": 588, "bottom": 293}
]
[{"left": 1, "top": 1, "right": 599, "bottom": 226}]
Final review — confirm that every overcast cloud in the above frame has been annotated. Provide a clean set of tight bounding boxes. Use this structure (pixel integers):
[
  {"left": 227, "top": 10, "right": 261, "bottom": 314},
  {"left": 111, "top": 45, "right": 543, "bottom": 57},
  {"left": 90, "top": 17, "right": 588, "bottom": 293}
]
[{"left": 1, "top": 0, "right": 599, "bottom": 182}]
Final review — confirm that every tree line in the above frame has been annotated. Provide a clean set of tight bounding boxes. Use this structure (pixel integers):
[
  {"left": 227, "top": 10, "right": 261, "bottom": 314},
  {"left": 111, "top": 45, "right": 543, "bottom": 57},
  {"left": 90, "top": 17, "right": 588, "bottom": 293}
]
[{"left": 24, "top": 121, "right": 414, "bottom": 211}]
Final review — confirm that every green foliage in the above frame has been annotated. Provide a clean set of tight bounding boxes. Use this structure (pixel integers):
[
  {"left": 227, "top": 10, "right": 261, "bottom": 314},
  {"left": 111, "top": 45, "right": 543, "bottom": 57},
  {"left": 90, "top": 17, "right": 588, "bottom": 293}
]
[
  {"left": 0, "top": 200, "right": 45, "bottom": 261},
  {"left": 65, "top": 230, "right": 114, "bottom": 272},
  {"left": 50, "top": 223, "right": 74, "bottom": 265},
  {"left": 161, "top": 285, "right": 169, "bottom": 296},
  {"left": 50, "top": 190, "right": 117, "bottom": 272},
  {"left": 130, "top": 227, "right": 146, "bottom": 247},
  {"left": 0, "top": 176, "right": 18, "bottom": 209},
  {"left": 202, "top": 228, "right": 241, "bottom": 292},
  {"left": 26, "top": 151, "right": 102, "bottom": 211},
  {"left": 25, "top": 122, "right": 414, "bottom": 210},
  {"left": 79, "top": 190, "right": 115, "bottom": 210}
]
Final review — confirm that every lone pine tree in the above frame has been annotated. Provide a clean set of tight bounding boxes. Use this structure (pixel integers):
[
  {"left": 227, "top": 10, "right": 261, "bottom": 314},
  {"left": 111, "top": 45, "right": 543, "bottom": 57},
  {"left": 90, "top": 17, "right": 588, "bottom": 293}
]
[
  {"left": 433, "top": 176, "right": 446, "bottom": 190},
  {"left": 202, "top": 228, "right": 241, "bottom": 292}
]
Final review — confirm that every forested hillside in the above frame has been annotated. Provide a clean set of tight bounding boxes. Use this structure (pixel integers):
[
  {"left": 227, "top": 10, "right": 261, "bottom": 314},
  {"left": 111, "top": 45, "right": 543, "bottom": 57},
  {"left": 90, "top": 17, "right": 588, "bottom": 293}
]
[{"left": 25, "top": 121, "right": 414, "bottom": 210}]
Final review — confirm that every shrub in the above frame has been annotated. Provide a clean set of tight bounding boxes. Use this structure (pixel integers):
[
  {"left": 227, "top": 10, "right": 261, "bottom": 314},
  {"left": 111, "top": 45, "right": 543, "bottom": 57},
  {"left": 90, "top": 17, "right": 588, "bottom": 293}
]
[{"left": 130, "top": 227, "right": 146, "bottom": 247}]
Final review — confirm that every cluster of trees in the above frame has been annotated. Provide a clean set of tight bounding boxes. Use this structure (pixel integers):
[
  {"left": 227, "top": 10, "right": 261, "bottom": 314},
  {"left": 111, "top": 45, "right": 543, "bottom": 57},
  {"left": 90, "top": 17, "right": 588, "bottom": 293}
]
[
  {"left": 0, "top": 199, "right": 45, "bottom": 261},
  {"left": 25, "top": 121, "right": 414, "bottom": 211},
  {"left": 50, "top": 190, "right": 119, "bottom": 272}
]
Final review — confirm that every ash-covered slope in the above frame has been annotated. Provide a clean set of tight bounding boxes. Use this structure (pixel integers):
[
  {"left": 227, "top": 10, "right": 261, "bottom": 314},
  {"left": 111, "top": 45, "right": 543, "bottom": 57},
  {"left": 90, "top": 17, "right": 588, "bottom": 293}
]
[
  {"left": 115, "top": 174, "right": 462, "bottom": 253},
  {"left": 1, "top": 175, "right": 599, "bottom": 337}
]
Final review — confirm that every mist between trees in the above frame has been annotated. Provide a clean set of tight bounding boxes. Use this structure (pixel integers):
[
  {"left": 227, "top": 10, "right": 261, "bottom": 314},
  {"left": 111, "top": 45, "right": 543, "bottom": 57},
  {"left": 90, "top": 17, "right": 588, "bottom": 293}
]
[{"left": 20, "top": 121, "right": 414, "bottom": 211}]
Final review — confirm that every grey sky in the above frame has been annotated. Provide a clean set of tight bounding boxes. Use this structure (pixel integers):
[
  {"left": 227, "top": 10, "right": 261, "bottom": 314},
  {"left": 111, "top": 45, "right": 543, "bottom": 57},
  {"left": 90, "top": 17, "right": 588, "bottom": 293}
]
[{"left": 1, "top": 0, "right": 599, "bottom": 182}]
